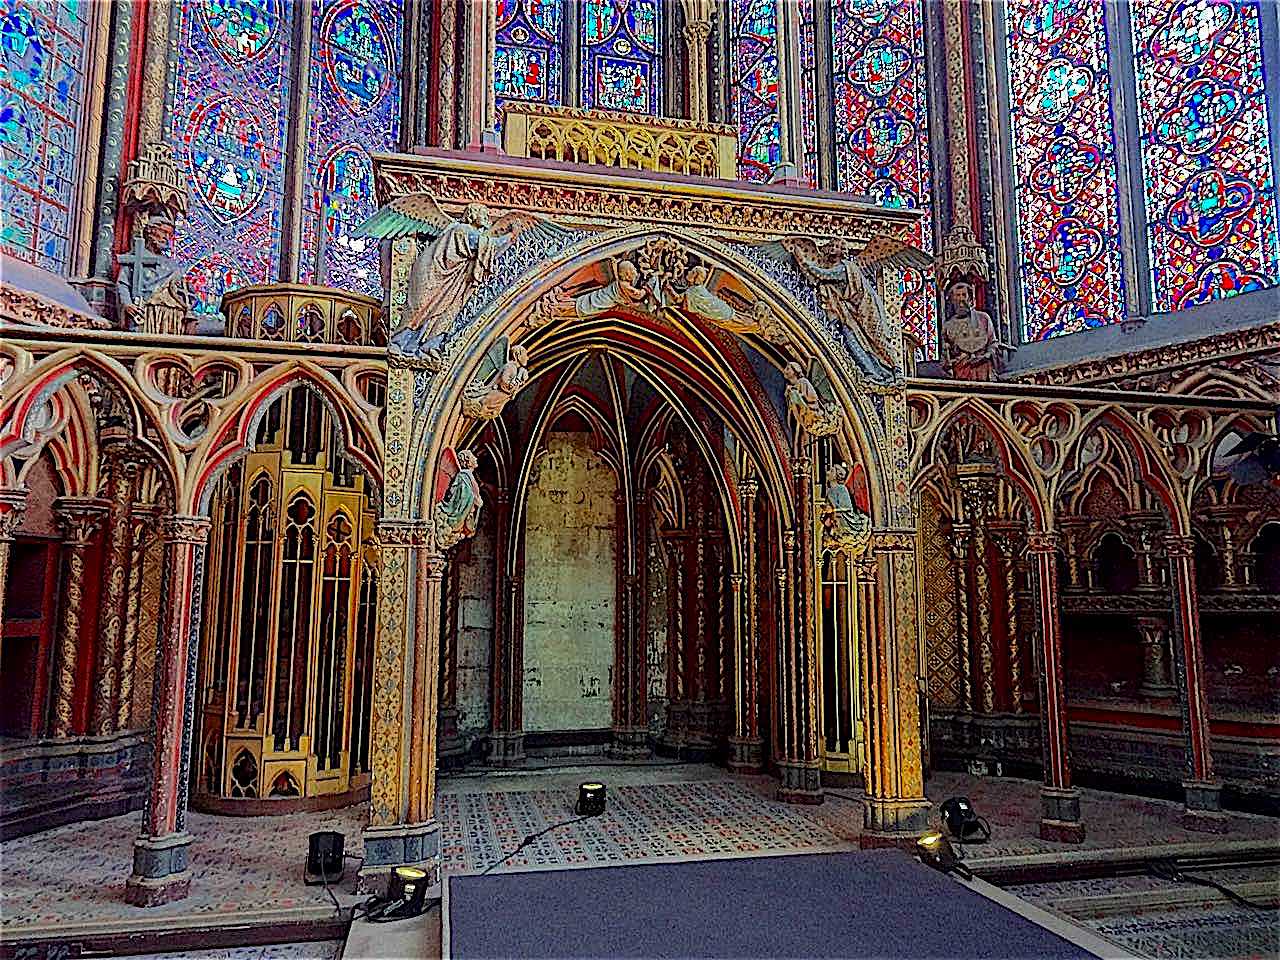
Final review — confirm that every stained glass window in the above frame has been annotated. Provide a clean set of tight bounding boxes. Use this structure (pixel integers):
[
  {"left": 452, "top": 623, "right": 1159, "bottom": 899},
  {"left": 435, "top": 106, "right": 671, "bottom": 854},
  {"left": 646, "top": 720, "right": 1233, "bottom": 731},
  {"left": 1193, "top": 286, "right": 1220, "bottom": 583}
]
[
  {"left": 0, "top": 0, "right": 89, "bottom": 272},
  {"left": 581, "top": 0, "right": 661, "bottom": 115},
  {"left": 797, "top": 0, "right": 819, "bottom": 188},
  {"left": 730, "top": 0, "right": 780, "bottom": 182},
  {"left": 1003, "top": 0, "right": 1127, "bottom": 341},
  {"left": 1131, "top": 0, "right": 1280, "bottom": 312},
  {"left": 170, "top": 0, "right": 293, "bottom": 322},
  {"left": 495, "top": 0, "right": 565, "bottom": 122},
  {"left": 299, "top": 0, "right": 403, "bottom": 297},
  {"left": 829, "top": 0, "right": 937, "bottom": 357}
]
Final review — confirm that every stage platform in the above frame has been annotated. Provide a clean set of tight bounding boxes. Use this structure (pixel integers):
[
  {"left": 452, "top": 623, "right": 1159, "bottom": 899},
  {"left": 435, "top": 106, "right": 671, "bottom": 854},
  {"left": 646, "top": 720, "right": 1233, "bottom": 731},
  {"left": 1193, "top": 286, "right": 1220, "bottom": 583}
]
[
  {"left": 2, "top": 763, "right": 1275, "bottom": 957},
  {"left": 443, "top": 849, "right": 1120, "bottom": 959}
]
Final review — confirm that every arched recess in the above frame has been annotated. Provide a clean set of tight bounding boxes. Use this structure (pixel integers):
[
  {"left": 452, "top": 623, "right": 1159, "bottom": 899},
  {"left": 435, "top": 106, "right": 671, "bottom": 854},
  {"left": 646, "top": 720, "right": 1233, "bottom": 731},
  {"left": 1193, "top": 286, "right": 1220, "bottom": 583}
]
[
  {"left": 188, "top": 361, "right": 384, "bottom": 515},
  {"left": 405, "top": 227, "right": 899, "bottom": 533}
]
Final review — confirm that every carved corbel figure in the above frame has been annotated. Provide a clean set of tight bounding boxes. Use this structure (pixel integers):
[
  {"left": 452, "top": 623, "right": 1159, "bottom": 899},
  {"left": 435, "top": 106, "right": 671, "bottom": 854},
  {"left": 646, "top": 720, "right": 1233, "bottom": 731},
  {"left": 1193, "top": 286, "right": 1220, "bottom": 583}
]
[
  {"left": 530, "top": 258, "right": 653, "bottom": 328},
  {"left": 434, "top": 448, "right": 483, "bottom": 550},
  {"left": 358, "top": 195, "right": 568, "bottom": 360},
  {"left": 116, "top": 142, "right": 197, "bottom": 335},
  {"left": 462, "top": 336, "right": 530, "bottom": 420},
  {"left": 783, "top": 359, "right": 842, "bottom": 438},
  {"left": 822, "top": 461, "right": 871, "bottom": 556}
]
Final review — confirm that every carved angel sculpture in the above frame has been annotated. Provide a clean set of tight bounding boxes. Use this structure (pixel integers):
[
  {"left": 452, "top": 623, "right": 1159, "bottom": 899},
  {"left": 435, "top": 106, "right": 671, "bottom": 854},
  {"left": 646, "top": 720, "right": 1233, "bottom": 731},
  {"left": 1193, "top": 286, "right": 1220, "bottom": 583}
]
[
  {"left": 462, "top": 336, "right": 530, "bottom": 420},
  {"left": 530, "top": 258, "right": 653, "bottom": 328},
  {"left": 783, "top": 360, "right": 842, "bottom": 438},
  {"left": 781, "top": 235, "right": 932, "bottom": 369},
  {"left": 358, "top": 195, "right": 562, "bottom": 360},
  {"left": 434, "top": 448, "right": 483, "bottom": 550},
  {"left": 822, "top": 461, "right": 871, "bottom": 556}
]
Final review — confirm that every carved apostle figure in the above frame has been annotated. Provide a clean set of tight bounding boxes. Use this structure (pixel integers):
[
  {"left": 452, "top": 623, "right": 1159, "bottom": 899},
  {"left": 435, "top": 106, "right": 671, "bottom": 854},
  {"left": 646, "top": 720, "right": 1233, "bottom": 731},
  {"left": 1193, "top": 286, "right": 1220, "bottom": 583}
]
[
  {"left": 942, "top": 281, "right": 1001, "bottom": 381},
  {"left": 574, "top": 258, "right": 652, "bottom": 316},
  {"left": 679, "top": 264, "right": 736, "bottom": 322},
  {"left": 823, "top": 461, "right": 871, "bottom": 555},
  {"left": 435, "top": 448, "right": 483, "bottom": 550},
  {"left": 115, "top": 213, "right": 195, "bottom": 335}
]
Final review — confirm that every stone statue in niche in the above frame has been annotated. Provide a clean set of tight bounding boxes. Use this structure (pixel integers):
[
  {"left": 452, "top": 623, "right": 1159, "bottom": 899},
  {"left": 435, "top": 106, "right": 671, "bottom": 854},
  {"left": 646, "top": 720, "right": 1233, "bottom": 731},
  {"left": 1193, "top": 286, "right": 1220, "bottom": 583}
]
[
  {"left": 358, "top": 195, "right": 565, "bottom": 361},
  {"left": 434, "top": 448, "right": 483, "bottom": 550},
  {"left": 822, "top": 461, "right": 871, "bottom": 556},
  {"left": 942, "top": 280, "right": 1005, "bottom": 380},
  {"left": 780, "top": 235, "right": 931, "bottom": 369},
  {"left": 783, "top": 360, "right": 842, "bottom": 437},
  {"left": 462, "top": 336, "right": 530, "bottom": 420},
  {"left": 115, "top": 212, "right": 196, "bottom": 335}
]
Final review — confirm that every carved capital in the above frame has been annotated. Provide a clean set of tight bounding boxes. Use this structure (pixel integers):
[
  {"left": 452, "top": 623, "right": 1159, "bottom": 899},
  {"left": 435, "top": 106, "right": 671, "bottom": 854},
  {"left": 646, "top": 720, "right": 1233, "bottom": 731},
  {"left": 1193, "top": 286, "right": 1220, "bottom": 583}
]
[
  {"left": 739, "top": 476, "right": 759, "bottom": 501},
  {"left": 0, "top": 491, "right": 28, "bottom": 541},
  {"left": 1025, "top": 530, "right": 1060, "bottom": 555},
  {"left": 160, "top": 515, "right": 211, "bottom": 545},
  {"left": 54, "top": 498, "right": 110, "bottom": 545},
  {"left": 1162, "top": 533, "right": 1196, "bottom": 560},
  {"left": 683, "top": 19, "right": 713, "bottom": 45},
  {"left": 870, "top": 529, "right": 915, "bottom": 555},
  {"left": 423, "top": 553, "right": 448, "bottom": 581},
  {"left": 376, "top": 518, "right": 433, "bottom": 547}
]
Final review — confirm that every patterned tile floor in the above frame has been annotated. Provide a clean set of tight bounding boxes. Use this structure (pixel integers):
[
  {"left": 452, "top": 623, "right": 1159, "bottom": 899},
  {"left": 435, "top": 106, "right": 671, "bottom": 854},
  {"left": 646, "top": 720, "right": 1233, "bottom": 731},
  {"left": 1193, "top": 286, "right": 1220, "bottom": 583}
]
[
  {"left": 2, "top": 763, "right": 1275, "bottom": 937},
  {"left": 121, "top": 943, "right": 343, "bottom": 960}
]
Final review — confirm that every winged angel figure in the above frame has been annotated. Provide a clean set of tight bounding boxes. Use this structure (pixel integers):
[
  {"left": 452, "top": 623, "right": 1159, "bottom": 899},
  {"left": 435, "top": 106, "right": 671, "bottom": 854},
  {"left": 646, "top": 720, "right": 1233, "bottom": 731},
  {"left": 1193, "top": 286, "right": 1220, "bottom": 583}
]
[
  {"left": 462, "top": 335, "right": 529, "bottom": 420},
  {"left": 822, "top": 461, "right": 872, "bottom": 557},
  {"left": 358, "top": 195, "right": 566, "bottom": 361},
  {"left": 777, "top": 235, "right": 932, "bottom": 370},
  {"left": 435, "top": 447, "right": 482, "bottom": 550}
]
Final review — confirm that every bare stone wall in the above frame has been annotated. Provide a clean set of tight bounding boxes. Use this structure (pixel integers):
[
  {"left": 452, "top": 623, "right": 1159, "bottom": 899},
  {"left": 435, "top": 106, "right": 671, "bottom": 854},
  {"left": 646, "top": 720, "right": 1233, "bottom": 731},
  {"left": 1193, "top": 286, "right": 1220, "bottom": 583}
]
[{"left": 522, "top": 433, "right": 617, "bottom": 732}]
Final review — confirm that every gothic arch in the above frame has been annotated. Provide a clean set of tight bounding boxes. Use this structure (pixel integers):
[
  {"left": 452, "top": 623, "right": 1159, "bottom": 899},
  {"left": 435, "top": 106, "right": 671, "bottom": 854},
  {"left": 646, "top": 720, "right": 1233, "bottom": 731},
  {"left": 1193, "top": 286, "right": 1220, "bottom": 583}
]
[{"left": 404, "top": 227, "right": 899, "bottom": 536}]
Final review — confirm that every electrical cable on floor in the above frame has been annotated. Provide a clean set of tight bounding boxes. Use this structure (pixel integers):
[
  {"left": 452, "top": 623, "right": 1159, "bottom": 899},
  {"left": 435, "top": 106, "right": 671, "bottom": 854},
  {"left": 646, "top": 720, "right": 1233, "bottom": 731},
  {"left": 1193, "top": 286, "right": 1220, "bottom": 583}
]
[
  {"left": 1148, "top": 860, "right": 1279, "bottom": 911},
  {"left": 480, "top": 815, "right": 593, "bottom": 876}
]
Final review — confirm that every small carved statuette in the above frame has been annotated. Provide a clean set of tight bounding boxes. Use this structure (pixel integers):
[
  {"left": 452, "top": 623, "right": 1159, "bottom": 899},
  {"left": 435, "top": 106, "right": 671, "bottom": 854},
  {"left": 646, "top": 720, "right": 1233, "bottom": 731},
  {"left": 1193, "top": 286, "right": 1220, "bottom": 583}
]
[
  {"left": 462, "top": 337, "right": 530, "bottom": 420},
  {"left": 115, "top": 212, "right": 197, "bottom": 336},
  {"left": 784, "top": 359, "right": 842, "bottom": 437},
  {"left": 942, "top": 281, "right": 1007, "bottom": 381},
  {"left": 434, "top": 448, "right": 483, "bottom": 550},
  {"left": 822, "top": 461, "right": 871, "bottom": 556}
]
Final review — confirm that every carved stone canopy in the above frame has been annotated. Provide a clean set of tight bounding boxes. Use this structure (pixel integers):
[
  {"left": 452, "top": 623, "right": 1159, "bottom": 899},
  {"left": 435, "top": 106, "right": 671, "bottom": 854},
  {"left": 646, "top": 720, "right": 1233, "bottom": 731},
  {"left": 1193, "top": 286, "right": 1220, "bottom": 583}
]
[{"left": 121, "top": 141, "right": 188, "bottom": 223}]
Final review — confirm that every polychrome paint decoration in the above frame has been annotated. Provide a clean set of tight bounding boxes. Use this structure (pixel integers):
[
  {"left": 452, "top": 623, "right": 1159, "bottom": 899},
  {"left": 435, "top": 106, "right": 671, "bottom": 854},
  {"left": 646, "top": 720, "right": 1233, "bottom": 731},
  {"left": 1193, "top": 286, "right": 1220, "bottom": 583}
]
[
  {"left": 731, "top": 0, "right": 781, "bottom": 182},
  {"left": 581, "top": 0, "right": 661, "bottom": 115},
  {"left": 1004, "top": 0, "right": 1127, "bottom": 341},
  {"left": 0, "top": 0, "right": 88, "bottom": 272},
  {"left": 170, "top": 0, "right": 292, "bottom": 321},
  {"left": 1131, "top": 0, "right": 1279, "bottom": 312},
  {"left": 495, "top": 0, "right": 564, "bottom": 126},
  {"left": 830, "top": 0, "right": 937, "bottom": 358},
  {"left": 300, "top": 0, "right": 403, "bottom": 297}
]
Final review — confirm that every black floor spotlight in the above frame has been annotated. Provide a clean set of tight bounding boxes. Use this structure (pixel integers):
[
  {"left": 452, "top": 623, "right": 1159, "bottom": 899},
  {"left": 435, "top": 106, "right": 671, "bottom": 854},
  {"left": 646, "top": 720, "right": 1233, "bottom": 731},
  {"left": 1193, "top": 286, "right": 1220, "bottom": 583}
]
[
  {"left": 576, "top": 781, "right": 607, "bottom": 816},
  {"left": 939, "top": 796, "right": 991, "bottom": 843},
  {"left": 305, "top": 830, "right": 345, "bottom": 885},
  {"left": 366, "top": 865, "right": 431, "bottom": 923}
]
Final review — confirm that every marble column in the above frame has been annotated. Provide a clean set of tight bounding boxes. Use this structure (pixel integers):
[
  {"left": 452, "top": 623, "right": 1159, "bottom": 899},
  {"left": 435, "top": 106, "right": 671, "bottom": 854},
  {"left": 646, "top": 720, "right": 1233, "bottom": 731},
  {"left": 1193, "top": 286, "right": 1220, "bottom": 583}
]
[
  {"left": 957, "top": 469, "right": 997, "bottom": 713},
  {"left": 1135, "top": 616, "right": 1175, "bottom": 700},
  {"left": 125, "top": 515, "right": 210, "bottom": 906},
  {"left": 489, "top": 491, "right": 524, "bottom": 765},
  {"left": 119, "top": 505, "right": 157, "bottom": 729},
  {"left": 858, "top": 532, "right": 930, "bottom": 842},
  {"left": 408, "top": 554, "right": 447, "bottom": 825},
  {"left": 0, "top": 490, "right": 28, "bottom": 638},
  {"left": 777, "top": 458, "right": 821, "bottom": 803},
  {"left": 1026, "top": 531, "right": 1084, "bottom": 842},
  {"left": 91, "top": 453, "right": 141, "bottom": 735},
  {"left": 729, "top": 477, "right": 763, "bottom": 771},
  {"left": 989, "top": 523, "right": 1024, "bottom": 713},
  {"left": 1164, "top": 533, "right": 1225, "bottom": 830},
  {"left": 948, "top": 522, "right": 974, "bottom": 711},
  {"left": 51, "top": 498, "right": 108, "bottom": 739}
]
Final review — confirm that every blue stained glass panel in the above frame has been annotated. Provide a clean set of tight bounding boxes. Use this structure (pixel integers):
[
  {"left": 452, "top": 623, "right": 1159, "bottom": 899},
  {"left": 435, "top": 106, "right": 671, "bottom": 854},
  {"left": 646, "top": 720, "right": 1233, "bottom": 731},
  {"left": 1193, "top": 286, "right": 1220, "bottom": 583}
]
[
  {"left": 170, "top": 0, "right": 292, "bottom": 321},
  {"left": 495, "top": 0, "right": 565, "bottom": 124},
  {"left": 0, "top": 0, "right": 89, "bottom": 272},
  {"left": 581, "top": 0, "right": 661, "bottom": 115},
  {"left": 300, "top": 0, "right": 403, "bottom": 297},
  {"left": 731, "top": 0, "right": 781, "bottom": 183}
]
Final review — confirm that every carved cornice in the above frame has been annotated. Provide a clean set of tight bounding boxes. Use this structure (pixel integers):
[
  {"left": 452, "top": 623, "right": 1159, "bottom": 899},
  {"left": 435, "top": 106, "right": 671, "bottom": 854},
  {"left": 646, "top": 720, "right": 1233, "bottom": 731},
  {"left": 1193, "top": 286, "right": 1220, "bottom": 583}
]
[
  {"left": 372, "top": 153, "right": 919, "bottom": 243},
  {"left": 1, "top": 283, "right": 111, "bottom": 330},
  {"left": 870, "top": 529, "right": 915, "bottom": 554},
  {"left": 502, "top": 102, "right": 736, "bottom": 138},
  {"left": 160, "top": 515, "right": 211, "bottom": 545},
  {"left": 1013, "top": 320, "right": 1280, "bottom": 390}
]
